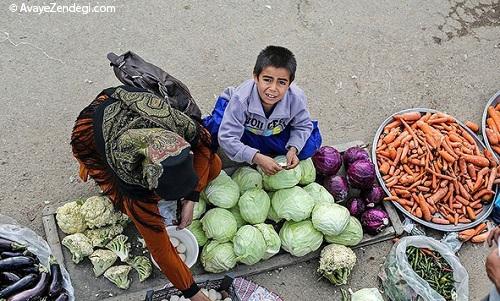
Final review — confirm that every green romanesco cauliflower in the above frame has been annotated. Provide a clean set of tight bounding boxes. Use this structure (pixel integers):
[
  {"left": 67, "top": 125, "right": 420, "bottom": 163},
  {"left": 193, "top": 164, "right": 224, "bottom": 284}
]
[
  {"left": 126, "top": 255, "right": 152, "bottom": 282},
  {"left": 56, "top": 199, "right": 87, "bottom": 234},
  {"left": 89, "top": 249, "right": 117, "bottom": 277},
  {"left": 85, "top": 224, "right": 124, "bottom": 248},
  {"left": 317, "top": 244, "right": 357, "bottom": 285},
  {"left": 104, "top": 265, "right": 132, "bottom": 289},
  {"left": 80, "top": 195, "right": 116, "bottom": 229},
  {"left": 113, "top": 212, "right": 130, "bottom": 227},
  {"left": 61, "top": 233, "right": 94, "bottom": 264},
  {"left": 105, "top": 234, "right": 131, "bottom": 261}
]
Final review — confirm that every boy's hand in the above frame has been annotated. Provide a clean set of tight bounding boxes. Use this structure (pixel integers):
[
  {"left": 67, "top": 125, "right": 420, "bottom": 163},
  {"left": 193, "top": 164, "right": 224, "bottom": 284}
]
[
  {"left": 488, "top": 225, "right": 500, "bottom": 247},
  {"left": 286, "top": 146, "right": 299, "bottom": 169},
  {"left": 486, "top": 247, "right": 500, "bottom": 292},
  {"left": 253, "top": 153, "right": 282, "bottom": 175}
]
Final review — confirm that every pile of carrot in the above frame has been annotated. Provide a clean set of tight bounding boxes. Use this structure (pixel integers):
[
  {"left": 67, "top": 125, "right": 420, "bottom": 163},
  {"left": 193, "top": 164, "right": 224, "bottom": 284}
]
[
  {"left": 376, "top": 111, "right": 500, "bottom": 225},
  {"left": 458, "top": 222, "right": 490, "bottom": 243},
  {"left": 485, "top": 103, "right": 500, "bottom": 154}
]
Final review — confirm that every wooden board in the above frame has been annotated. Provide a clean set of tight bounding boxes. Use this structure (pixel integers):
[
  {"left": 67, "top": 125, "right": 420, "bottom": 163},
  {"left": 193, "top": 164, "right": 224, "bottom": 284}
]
[{"left": 42, "top": 140, "right": 404, "bottom": 301}]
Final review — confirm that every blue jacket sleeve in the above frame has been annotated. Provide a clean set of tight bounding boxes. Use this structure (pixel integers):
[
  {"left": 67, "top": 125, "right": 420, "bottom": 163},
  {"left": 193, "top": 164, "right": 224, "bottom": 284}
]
[
  {"left": 218, "top": 99, "right": 259, "bottom": 164},
  {"left": 286, "top": 95, "right": 313, "bottom": 153}
]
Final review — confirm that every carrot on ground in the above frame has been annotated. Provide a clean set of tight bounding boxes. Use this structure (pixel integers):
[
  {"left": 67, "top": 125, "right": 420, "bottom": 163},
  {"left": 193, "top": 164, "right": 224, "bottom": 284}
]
[
  {"left": 465, "top": 120, "right": 479, "bottom": 132},
  {"left": 471, "top": 231, "right": 490, "bottom": 243}
]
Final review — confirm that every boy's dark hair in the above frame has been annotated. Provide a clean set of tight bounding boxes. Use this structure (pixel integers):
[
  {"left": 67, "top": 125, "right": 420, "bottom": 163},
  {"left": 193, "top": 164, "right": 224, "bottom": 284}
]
[{"left": 253, "top": 46, "right": 297, "bottom": 82}]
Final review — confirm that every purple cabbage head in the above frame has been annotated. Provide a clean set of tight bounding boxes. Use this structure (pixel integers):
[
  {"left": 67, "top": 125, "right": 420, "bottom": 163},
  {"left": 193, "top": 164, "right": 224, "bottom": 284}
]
[
  {"left": 347, "top": 159, "right": 375, "bottom": 189},
  {"left": 346, "top": 197, "right": 366, "bottom": 217},
  {"left": 361, "top": 208, "right": 389, "bottom": 234},
  {"left": 343, "top": 146, "right": 370, "bottom": 169},
  {"left": 362, "top": 186, "right": 385, "bottom": 208},
  {"left": 323, "top": 175, "right": 349, "bottom": 202},
  {"left": 312, "top": 146, "right": 342, "bottom": 176}
]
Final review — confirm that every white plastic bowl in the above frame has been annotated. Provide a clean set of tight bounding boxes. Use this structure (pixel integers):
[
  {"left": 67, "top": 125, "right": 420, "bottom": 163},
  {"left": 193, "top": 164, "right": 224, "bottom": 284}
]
[{"left": 151, "top": 225, "right": 199, "bottom": 269}]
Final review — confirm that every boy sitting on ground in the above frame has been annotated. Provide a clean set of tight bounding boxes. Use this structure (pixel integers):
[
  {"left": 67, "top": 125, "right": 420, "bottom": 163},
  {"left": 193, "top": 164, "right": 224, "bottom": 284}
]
[{"left": 204, "top": 45, "right": 322, "bottom": 175}]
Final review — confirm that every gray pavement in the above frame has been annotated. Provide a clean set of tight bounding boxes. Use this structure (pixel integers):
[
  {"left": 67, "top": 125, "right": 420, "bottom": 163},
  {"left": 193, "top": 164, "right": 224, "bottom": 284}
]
[{"left": 0, "top": 0, "right": 499, "bottom": 299}]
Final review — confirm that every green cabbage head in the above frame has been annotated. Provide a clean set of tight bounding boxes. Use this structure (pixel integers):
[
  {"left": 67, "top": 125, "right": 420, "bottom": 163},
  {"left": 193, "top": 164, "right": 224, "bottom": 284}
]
[
  {"left": 299, "top": 158, "right": 316, "bottom": 185},
  {"left": 193, "top": 195, "right": 207, "bottom": 220},
  {"left": 201, "top": 208, "right": 237, "bottom": 242},
  {"left": 201, "top": 240, "right": 238, "bottom": 273},
  {"left": 279, "top": 220, "right": 323, "bottom": 257},
  {"left": 255, "top": 223, "right": 281, "bottom": 259},
  {"left": 231, "top": 166, "right": 262, "bottom": 193},
  {"left": 232, "top": 225, "right": 266, "bottom": 265},
  {"left": 204, "top": 171, "right": 239, "bottom": 208},
  {"left": 187, "top": 220, "right": 208, "bottom": 247},
  {"left": 311, "top": 203, "right": 350, "bottom": 236},
  {"left": 258, "top": 156, "right": 302, "bottom": 191},
  {"left": 303, "top": 183, "right": 335, "bottom": 205},
  {"left": 271, "top": 186, "right": 315, "bottom": 222},
  {"left": 324, "top": 216, "right": 363, "bottom": 246},
  {"left": 229, "top": 205, "right": 247, "bottom": 228},
  {"left": 238, "top": 189, "right": 270, "bottom": 224}
]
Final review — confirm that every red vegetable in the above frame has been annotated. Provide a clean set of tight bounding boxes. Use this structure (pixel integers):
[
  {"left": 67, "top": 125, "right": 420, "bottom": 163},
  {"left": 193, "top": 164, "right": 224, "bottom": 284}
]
[
  {"left": 312, "top": 146, "right": 342, "bottom": 176},
  {"left": 361, "top": 208, "right": 389, "bottom": 234},
  {"left": 347, "top": 159, "right": 376, "bottom": 189},
  {"left": 343, "top": 146, "right": 370, "bottom": 169},
  {"left": 323, "top": 175, "right": 349, "bottom": 202},
  {"left": 346, "top": 197, "right": 367, "bottom": 217},
  {"left": 361, "top": 186, "right": 385, "bottom": 207}
]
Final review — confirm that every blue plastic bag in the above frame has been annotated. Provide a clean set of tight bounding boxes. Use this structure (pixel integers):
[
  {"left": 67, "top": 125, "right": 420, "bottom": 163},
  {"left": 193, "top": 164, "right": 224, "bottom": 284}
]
[{"left": 491, "top": 194, "right": 500, "bottom": 224}]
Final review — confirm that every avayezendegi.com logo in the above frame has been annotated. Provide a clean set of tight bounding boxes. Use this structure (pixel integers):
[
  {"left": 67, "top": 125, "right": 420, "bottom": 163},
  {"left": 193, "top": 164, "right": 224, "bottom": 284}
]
[{"left": 9, "top": 2, "right": 116, "bottom": 15}]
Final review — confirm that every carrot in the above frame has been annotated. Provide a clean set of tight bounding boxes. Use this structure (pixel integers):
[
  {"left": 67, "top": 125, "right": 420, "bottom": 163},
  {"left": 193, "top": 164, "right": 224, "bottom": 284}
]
[
  {"left": 461, "top": 130, "right": 476, "bottom": 146},
  {"left": 379, "top": 162, "right": 390, "bottom": 175},
  {"left": 439, "top": 150, "right": 456, "bottom": 163},
  {"left": 473, "top": 222, "right": 487, "bottom": 236},
  {"left": 473, "top": 189, "right": 495, "bottom": 202},
  {"left": 466, "top": 206, "right": 477, "bottom": 220},
  {"left": 484, "top": 149, "right": 498, "bottom": 167},
  {"left": 432, "top": 217, "right": 451, "bottom": 225},
  {"left": 427, "top": 186, "right": 448, "bottom": 204},
  {"left": 455, "top": 195, "right": 470, "bottom": 206},
  {"left": 496, "top": 103, "right": 500, "bottom": 111},
  {"left": 488, "top": 106, "right": 500, "bottom": 131},
  {"left": 428, "top": 117, "right": 453, "bottom": 125},
  {"left": 467, "top": 164, "right": 477, "bottom": 180},
  {"left": 487, "top": 117, "right": 499, "bottom": 132},
  {"left": 486, "top": 128, "right": 499, "bottom": 145},
  {"left": 384, "top": 120, "right": 401, "bottom": 132},
  {"left": 459, "top": 217, "right": 472, "bottom": 223},
  {"left": 415, "top": 207, "right": 423, "bottom": 218},
  {"left": 462, "top": 154, "right": 490, "bottom": 168},
  {"left": 416, "top": 193, "right": 432, "bottom": 221},
  {"left": 493, "top": 145, "right": 500, "bottom": 154},
  {"left": 394, "top": 111, "right": 421, "bottom": 122},
  {"left": 383, "top": 128, "right": 399, "bottom": 144},
  {"left": 465, "top": 120, "right": 479, "bottom": 132},
  {"left": 471, "top": 231, "right": 490, "bottom": 243}
]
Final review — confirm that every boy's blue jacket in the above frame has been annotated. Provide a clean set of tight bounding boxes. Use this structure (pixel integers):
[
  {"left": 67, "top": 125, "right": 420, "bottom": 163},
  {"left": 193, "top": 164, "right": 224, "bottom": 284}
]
[{"left": 218, "top": 79, "right": 313, "bottom": 163}]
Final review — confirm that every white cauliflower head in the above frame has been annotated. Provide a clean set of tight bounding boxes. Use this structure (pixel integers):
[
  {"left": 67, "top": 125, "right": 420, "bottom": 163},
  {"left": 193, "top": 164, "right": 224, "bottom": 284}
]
[
  {"left": 56, "top": 199, "right": 87, "bottom": 234},
  {"left": 80, "top": 196, "right": 116, "bottom": 229},
  {"left": 317, "top": 244, "right": 356, "bottom": 285},
  {"left": 104, "top": 265, "right": 132, "bottom": 289},
  {"left": 89, "top": 249, "right": 117, "bottom": 277},
  {"left": 61, "top": 233, "right": 94, "bottom": 264}
]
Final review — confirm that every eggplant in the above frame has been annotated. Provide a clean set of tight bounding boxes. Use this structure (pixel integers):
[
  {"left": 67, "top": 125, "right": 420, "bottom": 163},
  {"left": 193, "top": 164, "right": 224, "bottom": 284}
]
[
  {"left": 0, "top": 257, "right": 36, "bottom": 272},
  {"left": 6, "top": 272, "right": 49, "bottom": 301},
  {"left": 0, "top": 239, "right": 25, "bottom": 252},
  {"left": 0, "top": 274, "right": 38, "bottom": 298},
  {"left": 1, "top": 251, "right": 36, "bottom": 260},
  {"left": 0, "top": 272, "right": 20, "bottom": 285},
  {"left": 54, "top": 291, "right": 69, "bottom": 301},
  {"left": 47, "top": 257, "right": 63, "bottom": 298}
]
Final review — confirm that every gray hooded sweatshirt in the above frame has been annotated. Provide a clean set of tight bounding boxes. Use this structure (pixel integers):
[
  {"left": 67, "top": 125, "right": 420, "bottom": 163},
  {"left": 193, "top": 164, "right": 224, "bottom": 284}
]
[{"left": 218, "top": 79, "right": 313, "bottom": 164}]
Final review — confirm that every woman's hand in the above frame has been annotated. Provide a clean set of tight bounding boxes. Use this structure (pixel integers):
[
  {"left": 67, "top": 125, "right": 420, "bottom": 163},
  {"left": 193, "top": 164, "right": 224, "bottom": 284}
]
[
  {"left": 190, "top": 291, "right": 211, "bottom": 301},
  {"left": 286, "top": 146, "right": 299, "bottom": 169},
  {"left": 177, "top": 200, "right": 194, "bottom": 230},
  {"left": 253, "top": 153, "right": 282, "bottom": 175}
]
